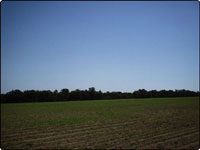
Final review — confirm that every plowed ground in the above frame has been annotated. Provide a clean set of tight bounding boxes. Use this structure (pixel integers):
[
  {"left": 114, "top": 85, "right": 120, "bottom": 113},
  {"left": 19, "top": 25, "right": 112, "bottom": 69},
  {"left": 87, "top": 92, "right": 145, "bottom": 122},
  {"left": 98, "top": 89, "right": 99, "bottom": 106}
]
[{"left": 1, "top": 97, "right": 199, "bottom": 149}]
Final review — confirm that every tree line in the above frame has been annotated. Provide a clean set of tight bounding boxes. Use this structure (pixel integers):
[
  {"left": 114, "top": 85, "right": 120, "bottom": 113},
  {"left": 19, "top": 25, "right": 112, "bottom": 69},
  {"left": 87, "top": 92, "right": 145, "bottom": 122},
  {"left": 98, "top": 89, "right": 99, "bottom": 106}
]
[{"left": 1, "top": 87, "right": 199, "bottom": 103}]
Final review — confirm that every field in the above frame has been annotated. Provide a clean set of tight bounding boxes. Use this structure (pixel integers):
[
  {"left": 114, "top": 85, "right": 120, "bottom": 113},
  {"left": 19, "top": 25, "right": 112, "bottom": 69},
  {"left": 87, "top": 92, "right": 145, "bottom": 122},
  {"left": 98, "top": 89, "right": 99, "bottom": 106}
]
[{"left": 1, "top": 97, "right": 199, "bottom": 149}]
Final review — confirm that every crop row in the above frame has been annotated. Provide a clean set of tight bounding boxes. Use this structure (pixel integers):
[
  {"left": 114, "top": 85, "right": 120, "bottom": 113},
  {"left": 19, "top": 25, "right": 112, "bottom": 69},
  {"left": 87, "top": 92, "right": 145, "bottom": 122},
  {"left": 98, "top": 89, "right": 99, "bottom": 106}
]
[
  {"left": 2, "top": 117, "right": 199, "bottom": 149},
  {"left": 15, "top": 125, "right": 198, "bottom": 149}
]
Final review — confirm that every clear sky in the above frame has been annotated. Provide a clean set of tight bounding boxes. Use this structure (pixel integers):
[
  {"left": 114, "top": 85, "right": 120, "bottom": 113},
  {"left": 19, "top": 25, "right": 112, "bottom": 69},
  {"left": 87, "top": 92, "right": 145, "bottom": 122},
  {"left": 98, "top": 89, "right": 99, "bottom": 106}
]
[{"left": 1, "top": 1, "right": 199, "bottom": 93}]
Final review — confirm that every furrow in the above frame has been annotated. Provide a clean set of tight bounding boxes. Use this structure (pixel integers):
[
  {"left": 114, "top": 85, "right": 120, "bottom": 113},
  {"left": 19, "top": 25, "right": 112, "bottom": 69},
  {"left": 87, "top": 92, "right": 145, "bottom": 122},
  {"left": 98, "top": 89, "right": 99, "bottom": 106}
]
[
  {"left": 92, "top": 127, "right": 197, "bottom": 149},
  {"left": 24, "top": 124, "right": 142, "bottom": 149},
  {"left": 2, "top": 118, "right": 135, "bottom": 135},
  {"left": 140, "top": 131, "right": 199, "bottom": 149},
  {"left": 2, "top": 118, "right": 138, "bottom": 139},
  {"left": 2, "top": 119, "right": 140, "bottom": 144},
  {"left": 114, "top": 127, "right": 198, "bottom": 149},
  {"left": 7, "top": 120, "right": 141, "bottom": 149},
  {"left": 40, "top": 126, "right": 196, "bottom": 149},
  {"left": 176, "top": 141, "right": 199, "bottom": 149}
]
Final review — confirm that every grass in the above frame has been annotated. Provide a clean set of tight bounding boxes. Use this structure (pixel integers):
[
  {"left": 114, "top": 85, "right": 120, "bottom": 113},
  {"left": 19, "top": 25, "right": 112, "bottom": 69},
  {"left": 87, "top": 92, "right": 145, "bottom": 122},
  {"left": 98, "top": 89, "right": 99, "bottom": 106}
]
[{"left": 1, "top": 97, "right": 199, "bottom": 149}]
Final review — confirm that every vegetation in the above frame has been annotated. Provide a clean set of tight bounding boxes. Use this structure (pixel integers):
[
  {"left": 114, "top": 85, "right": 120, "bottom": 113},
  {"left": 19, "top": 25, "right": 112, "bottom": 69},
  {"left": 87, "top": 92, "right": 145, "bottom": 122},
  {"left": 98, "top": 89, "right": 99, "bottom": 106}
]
[
  {"left": 1, "top": 87, "right": 199, "bottom": 103},
  {"left": 1, "top": 97, "right": 199, "bottom": 149}
]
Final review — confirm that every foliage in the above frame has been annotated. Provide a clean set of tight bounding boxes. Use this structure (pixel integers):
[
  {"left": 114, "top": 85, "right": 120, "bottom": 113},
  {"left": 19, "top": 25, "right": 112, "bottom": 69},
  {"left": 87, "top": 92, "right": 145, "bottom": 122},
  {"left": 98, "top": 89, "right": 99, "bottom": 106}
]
[{"left": 1, "top": 87, "right": 199, "bottom": 103}]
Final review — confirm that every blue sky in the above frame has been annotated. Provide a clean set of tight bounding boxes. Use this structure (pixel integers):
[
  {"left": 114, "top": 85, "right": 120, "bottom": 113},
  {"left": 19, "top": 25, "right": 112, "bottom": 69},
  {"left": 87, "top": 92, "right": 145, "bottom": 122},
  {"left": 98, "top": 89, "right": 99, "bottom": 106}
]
[{"left": 1, "top": 1, "right": 199, "bottom": 93}]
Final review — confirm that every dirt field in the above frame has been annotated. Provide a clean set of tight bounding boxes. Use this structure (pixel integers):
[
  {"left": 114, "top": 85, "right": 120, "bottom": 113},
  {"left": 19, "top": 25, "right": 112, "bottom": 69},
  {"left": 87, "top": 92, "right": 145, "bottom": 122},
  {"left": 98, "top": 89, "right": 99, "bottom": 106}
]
[{"left": 1, "top": 97, "right": 199, "bottom": 149}]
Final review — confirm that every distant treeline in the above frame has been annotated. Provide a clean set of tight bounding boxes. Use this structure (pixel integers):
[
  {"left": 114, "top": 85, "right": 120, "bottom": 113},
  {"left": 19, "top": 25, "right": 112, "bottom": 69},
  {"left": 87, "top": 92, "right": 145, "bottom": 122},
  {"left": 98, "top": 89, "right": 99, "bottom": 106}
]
[{"left": 1, "top": 88, "right": 199, "bottom": 103}]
